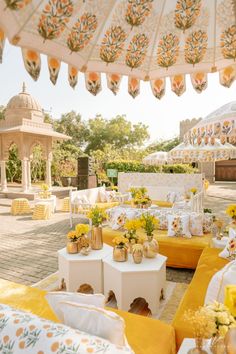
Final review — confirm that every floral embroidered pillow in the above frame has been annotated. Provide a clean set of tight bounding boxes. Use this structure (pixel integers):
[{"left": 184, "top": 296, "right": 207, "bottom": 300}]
[
  {"left": 167, "top": 214, "right": 191, "bottom": 238},
  {"left": 189, "top": 213, "right": 203, "bottom": 236},
  {"left": 203, "top": 213, "right": 214, "bottom": 234},
  {"left": 219, "top": 228, "right": 236, "bottom": 260},
  {"left": 0, "top": 304, "right": 134, "bottom": 354}
]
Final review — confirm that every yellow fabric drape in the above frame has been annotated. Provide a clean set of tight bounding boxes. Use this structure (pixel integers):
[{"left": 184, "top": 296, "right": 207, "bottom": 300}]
[
  {"left": 0, "top": 279, "right": 176, "bottom": 354},
  {"left": 172, "top": 248, "right": 229, "bottom": 349},
  {"left": 103, "top": 227, "right": 212, "bottom": 269}
]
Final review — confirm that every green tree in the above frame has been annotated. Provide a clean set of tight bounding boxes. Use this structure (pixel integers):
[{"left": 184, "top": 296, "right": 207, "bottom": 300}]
[
  {"left": 0, "top": 105, "right": 5, "bottom": 120},
  {"left": 147, "top": 137, "right": 180, "bottom": 153},
  {"left": 6, "top": 144, "right": 21, "bottom": 182}
]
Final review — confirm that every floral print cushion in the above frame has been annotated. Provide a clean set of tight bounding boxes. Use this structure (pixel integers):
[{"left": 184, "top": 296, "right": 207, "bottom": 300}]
[
  {"left": 219, "top": 228, "right": 236, "bottom": 260},
  {"left": 203, "top": 213, "right": 214, "bottom": 233},
  {"left": 107, "top": 208, "right": 139, "bottom": 230},
  {"left": 167, "top": 214, "right": 191, "bottom": 238},
  {"left": 0, "top": 304, "right": 133, "bottom": 354},
  {"left": 189, "top": 213, "right": 203, "bottom": 236}
]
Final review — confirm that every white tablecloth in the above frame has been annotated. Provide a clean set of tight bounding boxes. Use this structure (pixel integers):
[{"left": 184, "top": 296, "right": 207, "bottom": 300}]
[{"left": 35, "top": 195, "right": 57, "bottom": 212}]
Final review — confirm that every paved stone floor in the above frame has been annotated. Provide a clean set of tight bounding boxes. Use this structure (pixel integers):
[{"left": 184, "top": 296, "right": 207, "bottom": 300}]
[{"left": 0, "top": 182, "right": 235, "bottom": 286}]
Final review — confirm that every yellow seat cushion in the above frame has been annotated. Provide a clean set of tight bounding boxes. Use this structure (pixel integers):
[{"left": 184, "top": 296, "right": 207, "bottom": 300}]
[
  {"left": 172, "top": 248, "right": 229, "bottom": 349},
  {"left": 124, "top": 200, "right": 173, "bottom": 208},
  {"left": 95, "top": 202, "right": 119, "bottom": 210},
  {"left": 103, "top": 227, "right": 212, "bottom": 269},
  {"left": 0, "top": 279, "right": 176, "bottom": 354}
]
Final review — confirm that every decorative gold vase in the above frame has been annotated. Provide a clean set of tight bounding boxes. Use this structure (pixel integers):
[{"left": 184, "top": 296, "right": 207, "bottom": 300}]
[
  {"left": 210, "top": 335, "right": 225, "bottom": 354},
  {"left": 113, "top": 246, "right": 128, "bottom": 262},
  {"left": 187, "top": 338, "right": 207, "bottom": 354},
  {"left": 91, "top": 226, "right": 103, "bottom": 250},
  {"left": 143, "top": 236, "right": 159, "bottom": 258},
  {"left": 132, "top": 249, "right": 143, "bottom": 264},
  {"left": 66, "top": 241, "right": 78, "bottom": 254},
  {"left": 80, "top": 247, "right": 90, "bottom": 256}
]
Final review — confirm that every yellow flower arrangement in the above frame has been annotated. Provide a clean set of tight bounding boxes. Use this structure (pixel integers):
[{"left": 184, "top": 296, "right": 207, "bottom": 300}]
[
  {"left": 138, "top": 234, "right": 148, "bottom": 244},
  {"left": 190, "top": 187, "right": 197, "bottom": 195},
  {"left": 75, "top": 224, "right": 90, "bottom": 237},
  {"left": 140, "top": 213, "right": 159, "bottom": 237},
  {"left": 67, "top": 230, "right": 78, "bottom": 242},
  {"left": 87, "top": 206, "right": 107, "bottom": 227},
  {"left": 124, "top": 219, "right": 142, "bottom": 231},
  {"left": 41, "top": 183, "right": 49, "bottom": 191},
  {"left": 226, "top": 205, "right": 236, "bottom": 221},
  {"left": 129, "top": 187, "right": 147, "bottom": 199},
  {"left": 112, "top": 235, "right": 129, "bottom": 247}
]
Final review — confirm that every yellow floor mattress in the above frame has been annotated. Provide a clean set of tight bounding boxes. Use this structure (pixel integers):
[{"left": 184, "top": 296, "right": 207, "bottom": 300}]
[
  {"left": 103, "top": 227, "right": 212, "bottom": 269},
  {"left": 0, "top": 279, "right": 176, "bottom": 354}
]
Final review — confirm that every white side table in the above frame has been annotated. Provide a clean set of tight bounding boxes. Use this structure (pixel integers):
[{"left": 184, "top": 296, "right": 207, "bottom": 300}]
[
  {"left": 178, "top": 338, "right": 211, "bottom": 353},
  {"left": 58, "top": 244, "right": 112, "bottom": 293},
  {"left": 212, "top": 237, "right": 228, "bottom": 249},
  {"left": 35, "top": 195, "right": 57, "bottom": 212},
  {"left": 103, "top": 254, "right": 167, "bottom": 315}
]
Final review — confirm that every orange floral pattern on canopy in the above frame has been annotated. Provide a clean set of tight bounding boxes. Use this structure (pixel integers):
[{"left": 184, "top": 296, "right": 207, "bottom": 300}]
[
  {"left": 48, "top": 57, "right": 61, "bottom": 85},
  {"left": 175, "top": 0, "right": 202, "bottom": 32},
  {"left": 150, "top": 78, "right": 165, "bottom": 99},
  {"left": 38, "top": 0, "right": 73, "bottom": 41},
  {"left": 22, "top": 49, "right": 41, "bottom": 81},
  {"left": 106, "top": 73, "right": 122, "bottom": 95},
  {"left": 185, "top": 30, "right": 208, "bottom": 65},
  {"left": 171, "top": 74, "right": 186, "bottom": 96},
  {"left": 221, "top": 25, "right": 236, "bottom": 60},
  {"left": 157, "top": 33, "right": 179, "bottom": 68},
  {"left": 125, "top": 0, "right": 153, "bottom": 28},
  {"left": 68, "top": 65, "right": 78, "bottom": 89},
  {"left": 219, "top": 65, "right": 236, "bottom": 88},
  {"left": 128, "top": 77, "right": 140, "bottom": 98},
  {"left": 100, "top": 26, "right": 127, "bottom": 64},
  {"left": 67, "top": 13, "right": 97, "bottom": 53},
  {"left": 126, "top": 33, "right": 149, "bottom": 69},
  {"left": 4, "top": 0, "right": 31, "bottom": 10},
  {"left": 85, "top": 72, "right": 101, "bottom": 96},
  {"left": 190, "top": 72, "right": 207, "bottom": 93}
]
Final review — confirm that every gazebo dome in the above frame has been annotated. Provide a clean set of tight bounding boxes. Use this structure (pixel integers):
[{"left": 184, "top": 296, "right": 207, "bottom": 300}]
[{"left": 6, "top": 83, "right": 42, "bottom": 113}]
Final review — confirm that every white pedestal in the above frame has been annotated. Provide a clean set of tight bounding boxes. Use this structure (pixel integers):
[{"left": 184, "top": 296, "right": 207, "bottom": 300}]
[
  {"left": 58, "top": 244, "right": 112, "bottom": 293},
  {"left": 103, "top": 254, "right": 167, "bottom": 315},
  {"left": 35, "top": 195, "right": 57, "bottom": 212},
  {"left": 178, "top": 338, "right": 211, "bottom": 353}
]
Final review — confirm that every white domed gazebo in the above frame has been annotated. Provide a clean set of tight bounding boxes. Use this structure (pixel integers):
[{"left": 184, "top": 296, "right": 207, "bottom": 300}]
[{"left": 0, "top": 83, "right": 70, "bottom": 192}]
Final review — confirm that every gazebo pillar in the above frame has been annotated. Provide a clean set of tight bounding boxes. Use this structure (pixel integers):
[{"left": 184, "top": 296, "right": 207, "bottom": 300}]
[
  {"left": 21, "top": 158, "right": 28, "bottom": 192},
  {"left": 45, "top": 159, "right": 52, "bottom": 189},
  {"left": 1, "top": 160, "right": 8, "bottom": 192},
  {"left": 27, "top": 160, "right": 31, "bottom": 190}
]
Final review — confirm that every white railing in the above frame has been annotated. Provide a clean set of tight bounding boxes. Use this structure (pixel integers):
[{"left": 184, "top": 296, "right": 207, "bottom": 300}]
[{"left": 190, "top": 190, "right": 204, "bottom": 213}]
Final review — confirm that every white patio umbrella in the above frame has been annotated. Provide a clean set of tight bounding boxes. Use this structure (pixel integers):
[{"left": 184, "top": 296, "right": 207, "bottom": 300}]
[
  {"left": 143, "top": 151, "right": 169, "bottom": 165},
  {"left": 169, "top": 138, "right": 236, "bottom": 163},
  {"left": 0, "top": 0, "right": 236, "bottom": 98}
]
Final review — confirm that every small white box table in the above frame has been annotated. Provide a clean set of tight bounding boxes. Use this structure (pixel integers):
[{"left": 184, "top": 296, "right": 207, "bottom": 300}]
[
  {"left": 35, "top": 195, "right": 57, "bottom": 212},
  {"left": 103, "top": 254, "right": 167, "bottom": 315},
  {"left": 58, "top": 244, "right": 112, "bottom": 293},
  {"left": 178, "top": 338, "right": 211, "bottom": 353}
]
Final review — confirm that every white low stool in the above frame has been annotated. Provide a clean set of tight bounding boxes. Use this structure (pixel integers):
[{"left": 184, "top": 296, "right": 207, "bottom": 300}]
[
  {"left": 103, "top": 253, "right": 167, "bottom": 315},
  {"left": 58, "top": 244, "right": 112, "bottom": 293},
  {"left": 34, "top": 195, "right": 57, "bottom": 213},
  {"left": 212, "top": 237, "right": 228, "bottom": 249}
]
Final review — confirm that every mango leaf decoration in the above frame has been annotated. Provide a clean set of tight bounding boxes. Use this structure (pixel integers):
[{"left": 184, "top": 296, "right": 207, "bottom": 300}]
[
  {"left": 185, "top": 30, "right": 208, "bottom": 65},
  {"left": 4, "top": 0, "right": 31, "bottom": 10},
  {"left": 125, "top": 0, "right": 153, "bottom": 28},
  {"left": 126, "top": 33, "right": 149, "bottom": 69},
  {"left": 157, "top": 33, "right": 179, "bottom": 69},
  {"left": 38, "top": 0, "right": 73, "bottom": 41},
  {"left": 221, "top": 25, "right": 236, "bottom": 60},
  {"left": 175, "top": 0, "right": 201, "bottom": 32},
  {"left": 100, "top": 26, "right": 127, "bottom": 64},
  {"left": 67, "top": 13, "right": 97, "bottom": 53}
]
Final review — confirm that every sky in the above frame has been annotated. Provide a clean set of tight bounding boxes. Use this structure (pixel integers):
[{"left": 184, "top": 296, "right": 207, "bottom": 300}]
[{"left": 1, "top": 42, "right": 236, "bottom": 144}]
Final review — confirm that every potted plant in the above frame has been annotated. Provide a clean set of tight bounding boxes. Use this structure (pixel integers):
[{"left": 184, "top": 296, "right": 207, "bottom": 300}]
[
  {"left": 124, "top": 219, "right": 141, "bottom": 253},
  {"left": 112, "top": 235, "right": 129, "bottom": 262},
  {"left": 66, "top": 230, "right": 78, "bottom": 254},
  {"left": 140, "top": 213, "right": 159, "bottom": 258},
  {"left": 87, "top": 206, "right": 107, "bottom": 250},
  {"left": 75, "top": 224, "right": 90, "bottom": 255},
  {"left": 132, "top": 244, "right": 143, "bottom": 264},
  {"left": 39, "top": 183, "right": 51, "bottom": 199}
]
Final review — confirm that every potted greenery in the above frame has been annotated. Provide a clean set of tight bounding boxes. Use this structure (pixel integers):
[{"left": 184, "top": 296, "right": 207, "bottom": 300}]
[
  {"left": 87, "top": 206, "right": 107, "bottom": 250},
  {"left": 112, "top": 235, "right": 129, "bottom": 262},
  {"left": 140, "top": 213, "right": 159, "bottom": 258}
]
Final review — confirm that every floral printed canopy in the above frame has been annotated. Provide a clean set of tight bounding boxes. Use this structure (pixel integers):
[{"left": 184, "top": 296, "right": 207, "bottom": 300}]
[{"left": 0, "top": 0, "right": 236, "bottom": 97}]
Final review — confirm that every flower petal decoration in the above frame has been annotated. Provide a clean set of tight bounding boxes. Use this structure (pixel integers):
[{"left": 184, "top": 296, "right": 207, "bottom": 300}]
[
  {"left": 22, "top": 48, "right": 41, "bottom": 81},
  {"left": 150, "top": 78, "right": 165, "bottom": 99},
  {"left": 106, "top": 73, "right": 122, "bottom": 95},
  {"left": 170, "top": 74, "right": 186, "bottom": 96},
  {"left": 190, "top": 72, "right": 207, "bottom": 93},
  {"left": 48, "top": 57, "right": 61, "bottom": 85},
  {"left": 219, "top": 65, "right": 236, "bottom": 88},
  {"left": 128, "top": 77, "right": 140, "bottom": 98},
  {"left": 68, "top": 65, "right": 78, "bottom": 89},
  {"left": 85, "top": 71, "right": 101, "bottom": 96},
  {"left": 100, "top": 25, "right": 127, "bottom": 64},
  {"left": 125, "top": 0, "right": 153, "bottom": 28},
  {"left": 175, "top": 0, "right": 202, "bottom": 32},
  {"left": 126, "top": 33, "right": 149, "bottom": 69},
  {"left": 157, "top": 33, "right": 179, "bottom": 69},
  {"left": 0, "top": 27, "right": 5, "bottom": 63}
]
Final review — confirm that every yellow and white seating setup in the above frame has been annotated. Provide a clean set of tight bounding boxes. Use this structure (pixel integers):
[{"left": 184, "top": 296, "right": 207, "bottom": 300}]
[
  {"left": 11, "top": 198, "right": 31, "bottom": 215},
  {"left": 32, "top": 201, "right": 52, "bottom": 220}
]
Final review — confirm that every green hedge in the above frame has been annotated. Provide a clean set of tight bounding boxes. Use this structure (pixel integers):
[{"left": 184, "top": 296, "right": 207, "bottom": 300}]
[{"left": 105, "top": 161, "right": 197, "bottom": 174}]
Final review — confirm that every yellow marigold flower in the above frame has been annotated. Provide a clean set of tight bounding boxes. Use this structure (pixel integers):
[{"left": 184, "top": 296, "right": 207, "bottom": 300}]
[
  {"left": 67, "top": 230, "right": 78, "bottom": 241},
  {"left": 124, "top": 219, "right": 141, "bottom": 231},
  {"left": 75, "top": 224, "right": 90, "bottom": 237},
  {"left": 112, "top": 235, "right": 129, "bottom": 246},
  {"left": 226, "top": 204, "right": 236, "bottom": 218}
]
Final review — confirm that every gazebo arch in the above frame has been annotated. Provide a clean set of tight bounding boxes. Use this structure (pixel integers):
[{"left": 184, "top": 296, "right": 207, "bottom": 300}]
[{"left": 0, "top": 83, "right": 70, "bottom": 192}]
